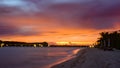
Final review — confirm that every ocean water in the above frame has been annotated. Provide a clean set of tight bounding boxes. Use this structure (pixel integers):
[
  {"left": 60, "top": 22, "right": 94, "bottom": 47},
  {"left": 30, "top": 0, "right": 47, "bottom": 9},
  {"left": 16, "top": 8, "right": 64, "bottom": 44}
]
[{"left": 0, "top": 47, "right": 81, "bottom": 68}]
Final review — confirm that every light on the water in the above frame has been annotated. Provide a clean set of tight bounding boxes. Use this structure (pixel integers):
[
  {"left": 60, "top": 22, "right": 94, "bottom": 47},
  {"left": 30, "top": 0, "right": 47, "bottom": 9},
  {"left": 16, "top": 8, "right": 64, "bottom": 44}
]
[
  {"left": 0, "top": 43, "right": 4, "bottom": 47},
  {"left": 34, "top": 44, "right": 36, "bottom": 47},
  {"left": 89, "top": 46, "right": 94, "bottom": 48},
  {"left": 39, "top": 44, "right": 43, "bottom": 47}
]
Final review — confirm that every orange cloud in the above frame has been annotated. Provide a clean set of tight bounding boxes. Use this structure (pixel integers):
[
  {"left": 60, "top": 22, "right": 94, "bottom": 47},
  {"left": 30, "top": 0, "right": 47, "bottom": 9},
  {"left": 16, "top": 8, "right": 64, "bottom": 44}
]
[{"left": 0, "top": 0, "right": 120, "bottom": 45}]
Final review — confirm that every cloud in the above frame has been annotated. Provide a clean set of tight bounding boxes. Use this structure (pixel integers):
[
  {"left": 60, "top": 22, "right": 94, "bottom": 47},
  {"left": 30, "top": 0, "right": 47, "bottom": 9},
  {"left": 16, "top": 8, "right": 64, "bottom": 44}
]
[
  {"left": 0, "top": 0, "right": 39, "bottom": 16},
  {"left": 0, "top": 0, "right": 24, "bottom": 6},
  {"left": 0, "top": 0, "right": 120, "bottom": 30},
  {"left": 0, "top": 6, "right": 22, "bottom": 16},
  {"left": 0, "top": 22, "right": 39, "bottom": 36},
  {"left": 0, "top": 22, "right": 19, "bottom": 36},
  {"left": 42, "top": 0, "right": 120, "bottom": 29},
  {"left": 0, "top": 0, "right": 120, "bottom": 42}
]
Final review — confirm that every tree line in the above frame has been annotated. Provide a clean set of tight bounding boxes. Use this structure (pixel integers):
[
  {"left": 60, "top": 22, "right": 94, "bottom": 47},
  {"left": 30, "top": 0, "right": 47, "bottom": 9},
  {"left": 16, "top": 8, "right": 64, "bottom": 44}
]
[
  {"left": 95, "top": 30, "right": 120, "bottom": 50},
  {"left": 0, "top": 40, "right": 48, "bottom": 47}
]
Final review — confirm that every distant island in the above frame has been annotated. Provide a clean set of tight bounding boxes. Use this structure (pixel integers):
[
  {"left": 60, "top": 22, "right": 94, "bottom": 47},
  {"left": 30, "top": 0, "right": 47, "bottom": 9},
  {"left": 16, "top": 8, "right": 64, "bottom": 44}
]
[{"left": 0, "top": 40, "right": 48, "bottom": 47}]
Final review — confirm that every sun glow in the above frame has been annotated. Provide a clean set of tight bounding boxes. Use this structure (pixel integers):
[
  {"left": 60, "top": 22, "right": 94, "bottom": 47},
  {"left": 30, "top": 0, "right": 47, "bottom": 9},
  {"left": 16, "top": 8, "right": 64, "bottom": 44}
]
[
  {"left": 56, "top": 42, "right": 70, "bottom": 45},
  {"left": 56, "top": 41, "right": 92, "bottom": 45}
]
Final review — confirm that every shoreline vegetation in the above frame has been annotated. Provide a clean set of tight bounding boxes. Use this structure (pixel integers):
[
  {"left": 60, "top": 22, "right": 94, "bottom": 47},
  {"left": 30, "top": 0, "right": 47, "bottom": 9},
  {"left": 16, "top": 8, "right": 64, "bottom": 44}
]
[
  {"left": 0, "top": 40, "right": 49, "bottom": 47},
  {"left": 51, "top": 48, "right": 120, "bottom": 68},
  {"left": 94, "top": 30, "right": 120, "bottom": 50}
]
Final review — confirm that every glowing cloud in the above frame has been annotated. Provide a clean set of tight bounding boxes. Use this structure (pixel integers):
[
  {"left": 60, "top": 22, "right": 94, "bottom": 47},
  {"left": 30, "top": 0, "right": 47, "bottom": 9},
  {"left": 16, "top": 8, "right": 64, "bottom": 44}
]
[{"left": 0, "top": 0, "right": 120, "bottom": 44}]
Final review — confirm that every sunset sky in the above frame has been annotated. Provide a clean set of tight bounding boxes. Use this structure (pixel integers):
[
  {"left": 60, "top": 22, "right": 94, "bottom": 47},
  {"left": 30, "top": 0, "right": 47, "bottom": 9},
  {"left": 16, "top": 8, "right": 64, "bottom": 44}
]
[{"left": 0, "top": 0, "right": 120, "bottom": 45}]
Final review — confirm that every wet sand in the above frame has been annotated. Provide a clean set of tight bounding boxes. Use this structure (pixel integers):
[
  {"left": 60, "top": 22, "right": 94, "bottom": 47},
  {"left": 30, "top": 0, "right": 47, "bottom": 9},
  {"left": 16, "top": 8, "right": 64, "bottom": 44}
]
[
  {"left": 51, "top": 48, "right": 120, "bottom": 68},
  {"left": 44, "top": 48, "right": 81, "bottom": 68}
]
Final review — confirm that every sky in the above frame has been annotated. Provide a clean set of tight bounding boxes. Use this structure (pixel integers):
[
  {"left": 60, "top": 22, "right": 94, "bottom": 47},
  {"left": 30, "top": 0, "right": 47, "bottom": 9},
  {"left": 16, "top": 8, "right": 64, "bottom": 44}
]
[{"left": 0, "top": 0, "right": 120, "bottom": 45}]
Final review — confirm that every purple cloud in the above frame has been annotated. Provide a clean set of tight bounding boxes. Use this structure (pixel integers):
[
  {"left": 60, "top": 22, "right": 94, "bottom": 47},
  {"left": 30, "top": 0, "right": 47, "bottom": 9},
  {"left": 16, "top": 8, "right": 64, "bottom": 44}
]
[
  {"left": 0, "top": 22, "right": 39, "bottom": 36},
  {"left": 0, "top": 22, "right": 19, "bottom": 36},
  {"left": 43, "top": 0, "right": 120, "bottom": 29},
  {"left": 0, "top": 0, "right": 120, "bottom": 30}
]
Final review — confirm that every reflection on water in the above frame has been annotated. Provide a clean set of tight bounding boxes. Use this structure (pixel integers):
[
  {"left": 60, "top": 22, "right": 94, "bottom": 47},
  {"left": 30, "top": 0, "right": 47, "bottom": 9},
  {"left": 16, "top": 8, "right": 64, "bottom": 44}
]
[
  {"left": 0, "top": 47, "right": 81, "bottom": 68},
  {"left": 46, "top": 48, "right": 81, "bottom": 68},
  {"left": 73, "top": 49, "right": 80, "bottom": 54}
]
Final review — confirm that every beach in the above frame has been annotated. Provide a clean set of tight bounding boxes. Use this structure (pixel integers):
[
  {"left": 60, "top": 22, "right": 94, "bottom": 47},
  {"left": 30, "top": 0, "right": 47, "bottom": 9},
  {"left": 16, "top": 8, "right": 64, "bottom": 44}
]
[{"left": 51, "top": 48, "right": 120, "bottom": 68}]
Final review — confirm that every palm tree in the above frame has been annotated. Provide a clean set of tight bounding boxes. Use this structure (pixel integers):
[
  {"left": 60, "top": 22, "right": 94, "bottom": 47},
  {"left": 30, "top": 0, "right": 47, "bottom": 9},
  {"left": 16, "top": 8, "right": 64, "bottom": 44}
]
[
  {"left": 99, "top": 32, "right": 109, "bottom": 48},
  {"left": 96, "top": 30, "right": 120, "bottom": 49},
  {"left": 109, "top": 31, "right": 120, "bottom": 49}
]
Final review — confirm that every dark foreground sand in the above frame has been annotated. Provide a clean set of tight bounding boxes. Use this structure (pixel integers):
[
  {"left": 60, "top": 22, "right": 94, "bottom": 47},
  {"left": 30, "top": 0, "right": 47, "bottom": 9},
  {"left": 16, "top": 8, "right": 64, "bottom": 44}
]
[{"left": 51, "top": 48, "right": 120, "bottom": 68}]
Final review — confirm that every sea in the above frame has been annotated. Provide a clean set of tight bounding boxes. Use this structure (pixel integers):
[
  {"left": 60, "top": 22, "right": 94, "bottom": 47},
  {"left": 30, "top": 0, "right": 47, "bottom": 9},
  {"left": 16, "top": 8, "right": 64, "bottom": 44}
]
[{"left": 0, "top": 47, "right": 81, "bottom": 68}]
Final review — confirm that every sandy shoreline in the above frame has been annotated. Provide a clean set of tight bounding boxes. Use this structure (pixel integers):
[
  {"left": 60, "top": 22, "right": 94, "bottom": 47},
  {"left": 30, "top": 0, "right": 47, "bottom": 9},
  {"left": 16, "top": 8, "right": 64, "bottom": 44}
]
[{"left": 51, "top": 48, "right": 120, "bottom": 68}]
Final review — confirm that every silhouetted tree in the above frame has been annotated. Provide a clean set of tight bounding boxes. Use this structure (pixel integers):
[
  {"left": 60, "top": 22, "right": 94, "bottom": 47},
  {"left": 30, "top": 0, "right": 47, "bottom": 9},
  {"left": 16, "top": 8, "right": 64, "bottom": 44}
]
[
  {"left": 0, "top": 40, "right": 2, "bottom": 46},
  {"left": 96, "top": 30, "right": 120, "bottom": 49},
  {"left": 42, "top": 42, "right": 48, "bottom": 47}
]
